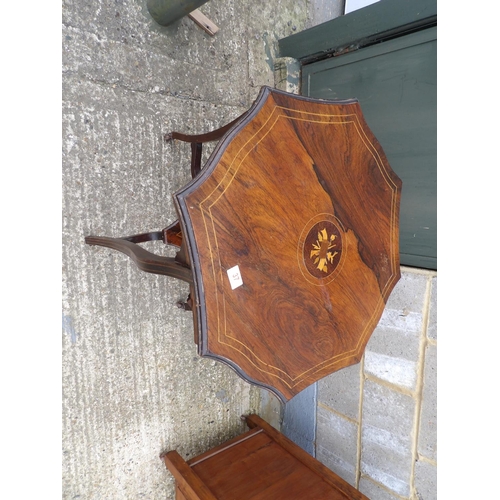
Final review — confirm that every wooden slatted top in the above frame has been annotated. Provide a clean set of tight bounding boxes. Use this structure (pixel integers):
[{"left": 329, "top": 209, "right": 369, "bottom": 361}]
[{"left": 175, "top": 87, "right": 402, "bottom": 402}]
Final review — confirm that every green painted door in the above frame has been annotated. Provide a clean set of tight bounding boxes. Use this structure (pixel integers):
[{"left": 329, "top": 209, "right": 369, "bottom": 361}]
[{"left": 301, "top": 27, "right": 437, "bottom": 270}]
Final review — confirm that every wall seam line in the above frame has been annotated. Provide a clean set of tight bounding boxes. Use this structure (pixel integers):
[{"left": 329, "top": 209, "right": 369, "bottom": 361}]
[
  {"left": 356, "top": 353, "right": 365, "bottom": 490},
  {"left": 317, "top": 401, "right": 359, "bottom": 425},
  {"left": 409, "top": 273, "right": 433, "bottom": 498}
]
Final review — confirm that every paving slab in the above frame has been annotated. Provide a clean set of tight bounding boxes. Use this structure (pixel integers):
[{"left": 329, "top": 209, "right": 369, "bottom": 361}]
[
  {"left": 418, "top": 344, "right": 437, "bottom": 461},
  {"left": 318, "top": 362, "right": 362, "bottom": 421},
  {"left": 316, "top": 405, "right": 359, "bottom": 486},
  {"left": 414, "top": 458, "right": 437, "bottom": 500},
  {"left": 365, "top": 270, "right": 429, "bottom": 390},
  {"left": 361, "top": 380, "right": 416, "bottom": 497}
]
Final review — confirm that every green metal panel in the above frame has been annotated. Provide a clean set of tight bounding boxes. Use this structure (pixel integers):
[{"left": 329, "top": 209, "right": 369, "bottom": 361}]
[
  {"left": 303, "top": 27, "right": 437, "bottom": 269},
  {"left": 278, "top": 0, "right": 437, "bottom": 62}
]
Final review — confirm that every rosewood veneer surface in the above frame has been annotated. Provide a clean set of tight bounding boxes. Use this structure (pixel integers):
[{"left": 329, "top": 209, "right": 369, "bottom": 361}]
[{"left": 176, "top": 87, "right": 402, "bottom": 401}]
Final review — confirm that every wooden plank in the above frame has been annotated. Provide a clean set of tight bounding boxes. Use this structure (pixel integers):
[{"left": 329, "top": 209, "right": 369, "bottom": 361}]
[
  {"left": 192, "top": 428, "right": 351, "bottom": 499},
  {"left": 249, "top": 464, "right": 348, "bottom": 500},
  {"left": 165, "top": 415, "right": 367, "bottom": 499},
  {"left": 278, "top": 0, "right": 436, "bottom": 61},
  {"left": 188, "top": 9, "right": 219, "bottom": 36},
  {"left": 245, "top": 414, "right": 368, "bottom": 499},
  {"left": 193, "top": 434, "right": 295, "bottom": 499},
  {"left": 176, "top": 485, "right": 188, "bottom": 500},
  {"left": 162, "top": 451, "right": 218, "bottom": 500},
  {"left": 187, "top": 427, "right": 264, "bottom": 467}
]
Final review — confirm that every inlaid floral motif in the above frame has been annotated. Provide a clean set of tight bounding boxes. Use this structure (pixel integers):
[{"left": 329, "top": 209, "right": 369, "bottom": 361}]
[{"left": 310, "top": 228, "right": 338, "bottom": 273}]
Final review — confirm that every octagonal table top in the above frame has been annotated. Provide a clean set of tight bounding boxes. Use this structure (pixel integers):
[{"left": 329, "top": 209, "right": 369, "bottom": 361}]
[{"left": 174, "top": 86, "right": 402, "bottom": 402}]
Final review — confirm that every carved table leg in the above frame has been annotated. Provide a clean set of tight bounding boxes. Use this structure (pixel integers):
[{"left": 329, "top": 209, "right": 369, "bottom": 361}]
[
  {"left": 164, "top": 110, "right": 250, "bottom": 180},
  {"left": 176, "top": 293, "right": 192, "bottom": 311},
  {"left": 85, "top": 234, "right": 193, "bottom": 284}
]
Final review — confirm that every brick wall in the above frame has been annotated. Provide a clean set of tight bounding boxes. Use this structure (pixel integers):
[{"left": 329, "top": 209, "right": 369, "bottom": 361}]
[{"left": 315, "top": 267, "right": 437, "bottom": 499}]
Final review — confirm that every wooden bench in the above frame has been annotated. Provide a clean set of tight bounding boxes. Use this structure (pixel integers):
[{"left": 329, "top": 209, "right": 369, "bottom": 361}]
[{"left": 162, "top": 414, "right": 368, "bottom": 499}]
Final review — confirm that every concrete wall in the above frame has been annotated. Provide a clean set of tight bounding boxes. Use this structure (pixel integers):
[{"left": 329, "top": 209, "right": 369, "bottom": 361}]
[
  {"left": 62, "top": 1, "right": 309, "bottom": 498},
  {"left": 315, "top": 267, "right": 437, "bottom": 499}
]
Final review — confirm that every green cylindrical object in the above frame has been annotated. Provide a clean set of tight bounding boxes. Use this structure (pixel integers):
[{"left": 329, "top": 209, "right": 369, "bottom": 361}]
[{"left": 147, "top": 0, "right": 210, "bottom": 26}]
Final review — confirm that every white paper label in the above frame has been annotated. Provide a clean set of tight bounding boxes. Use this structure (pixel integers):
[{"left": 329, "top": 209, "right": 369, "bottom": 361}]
[{"left": 227, "top": 265, "right": 243, "bottom": 290}]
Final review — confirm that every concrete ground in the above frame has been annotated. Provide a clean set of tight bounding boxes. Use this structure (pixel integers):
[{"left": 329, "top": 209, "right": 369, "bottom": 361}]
[{"left": 62, "top": 1, "right": 341, "bottom": 498}]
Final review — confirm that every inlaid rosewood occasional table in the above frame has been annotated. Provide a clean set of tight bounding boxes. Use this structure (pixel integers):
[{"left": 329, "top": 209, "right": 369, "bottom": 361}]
[{"left": 85, "top": 86, "right": 402, "bottom": 403}]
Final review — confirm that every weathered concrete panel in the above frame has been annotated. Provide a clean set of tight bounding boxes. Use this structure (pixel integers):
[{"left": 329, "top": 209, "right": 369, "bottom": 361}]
[
  {"left": 62, "top": 0, "right": 309, "bottom": 498},
  {"left": 62, "top": 81, "right": 256, "bottom": 496},
  {"left": 306, "top": 0, "right": 345, "bottom": 29},
  {"left": 282, "top": 383, "right": 317, "bottom": 456},
  {"left": 62, "top": 24, "right": 249, "bottom": 107},
  {"left": 427, "top": 276, "right": 437, "bottom": 341},
  {"left": 414, "top": 459, "right": 437, "bottom": 500}
]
